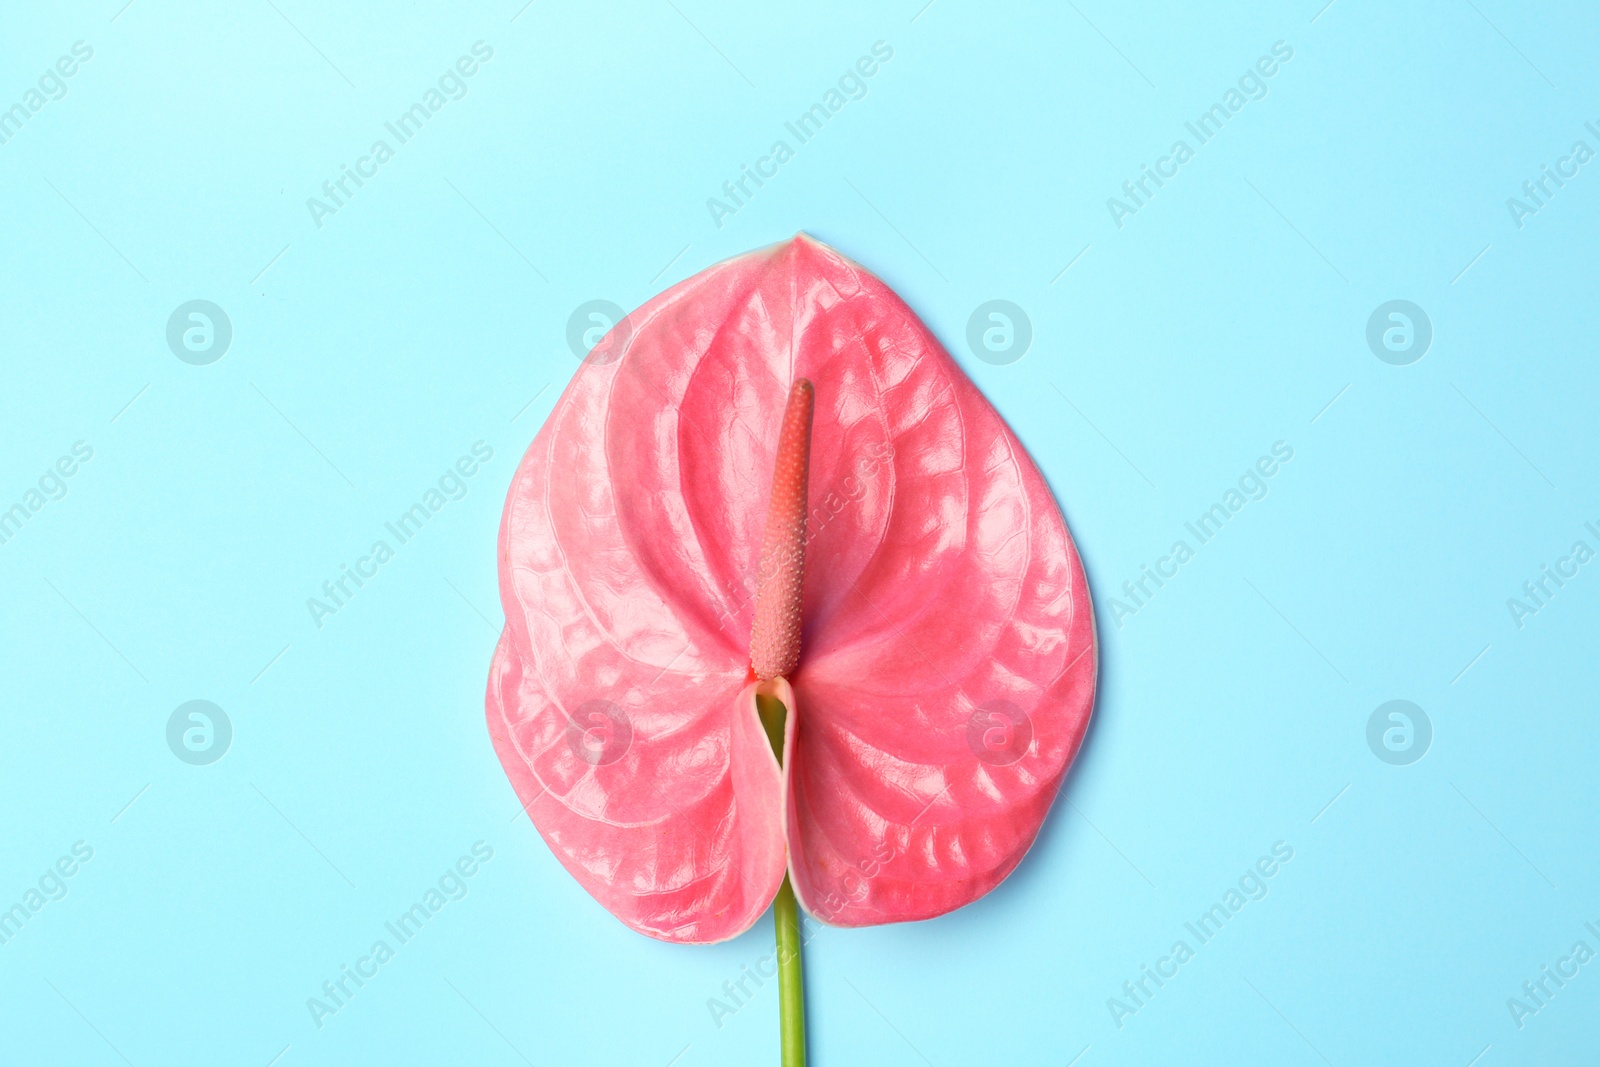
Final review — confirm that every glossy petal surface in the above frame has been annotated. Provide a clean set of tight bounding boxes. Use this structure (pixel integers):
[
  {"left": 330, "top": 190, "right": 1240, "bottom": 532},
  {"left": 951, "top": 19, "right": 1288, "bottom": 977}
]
[{"left": 487, "top": 236, "right": 1096, "bottom": 942}]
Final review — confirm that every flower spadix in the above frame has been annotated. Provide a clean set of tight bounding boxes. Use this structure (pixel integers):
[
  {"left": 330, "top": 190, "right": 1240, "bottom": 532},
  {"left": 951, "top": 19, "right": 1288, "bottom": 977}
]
[{"left": 486, "top": 235, "right": 1096, "bottom": 943}]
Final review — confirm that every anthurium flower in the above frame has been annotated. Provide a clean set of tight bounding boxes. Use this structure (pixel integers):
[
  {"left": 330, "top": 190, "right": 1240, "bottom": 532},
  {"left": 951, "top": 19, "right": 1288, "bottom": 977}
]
[{"left": 486, "top": 236, "right": 1096, "bottom": 951}]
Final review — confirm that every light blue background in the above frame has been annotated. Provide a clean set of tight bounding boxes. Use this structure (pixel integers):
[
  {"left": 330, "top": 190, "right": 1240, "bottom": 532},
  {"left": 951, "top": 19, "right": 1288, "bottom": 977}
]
[{"left": 2, "top": 1, "right": 1597, "bottom": 1064}]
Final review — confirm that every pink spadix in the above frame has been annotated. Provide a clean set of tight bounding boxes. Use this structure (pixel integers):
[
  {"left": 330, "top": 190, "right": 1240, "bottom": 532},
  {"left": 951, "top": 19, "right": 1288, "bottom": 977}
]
[
  {"left": 486, "top": 235, "right": 1097, "bottom": 945},
  {"left": 750, "top": 379, "right": 814, "bottom": 684}
]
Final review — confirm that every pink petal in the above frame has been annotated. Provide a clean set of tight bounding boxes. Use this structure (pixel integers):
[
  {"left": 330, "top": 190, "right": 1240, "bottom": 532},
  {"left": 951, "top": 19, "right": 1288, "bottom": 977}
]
[{"left": 489, "top": 235, "right": 1096, "bottom": 941}]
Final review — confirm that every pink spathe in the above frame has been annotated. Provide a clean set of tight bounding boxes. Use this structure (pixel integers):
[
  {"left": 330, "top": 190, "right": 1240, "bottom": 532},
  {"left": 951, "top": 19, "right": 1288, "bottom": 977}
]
[{"left": 486, "top": 234, "right": 1096, "bottom": 943}]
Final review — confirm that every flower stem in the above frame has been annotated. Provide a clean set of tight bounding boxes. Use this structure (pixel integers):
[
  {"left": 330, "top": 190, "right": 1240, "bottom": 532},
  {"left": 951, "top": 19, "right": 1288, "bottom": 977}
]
[
  {"left": 774, "top": 874, "right": 806, "bottom": 1066},
  {"left": 756, "top": 690, "right": 806, "bottom": 1066}
]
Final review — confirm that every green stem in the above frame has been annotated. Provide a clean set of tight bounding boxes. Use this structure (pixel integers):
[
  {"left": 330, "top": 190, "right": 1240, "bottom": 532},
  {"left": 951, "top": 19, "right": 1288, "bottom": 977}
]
[
  {"left": 774, "top": 874, "right": 806, "bottom": 1066},
  {"left": 757, "top": 692, "right": 806, "bottom": 1066}
]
